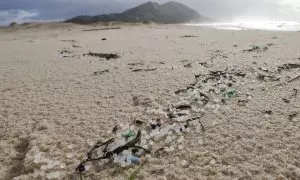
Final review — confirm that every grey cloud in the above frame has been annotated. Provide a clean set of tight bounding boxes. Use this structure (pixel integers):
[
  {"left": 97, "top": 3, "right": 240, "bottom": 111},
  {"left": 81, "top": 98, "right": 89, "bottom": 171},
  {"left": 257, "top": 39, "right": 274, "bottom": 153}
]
[{"left": 0, "top": 9, "right": 39, "bottom": 25}]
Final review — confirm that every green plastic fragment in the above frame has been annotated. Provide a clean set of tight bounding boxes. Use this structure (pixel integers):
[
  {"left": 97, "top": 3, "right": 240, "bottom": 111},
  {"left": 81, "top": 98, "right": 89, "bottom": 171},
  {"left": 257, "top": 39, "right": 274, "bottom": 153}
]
[
  {"left": 122, "top": 130, "right": 136, "bottom": 138},
  {"left": 224, "top": 89, "right": 236, "bottom": 98}
]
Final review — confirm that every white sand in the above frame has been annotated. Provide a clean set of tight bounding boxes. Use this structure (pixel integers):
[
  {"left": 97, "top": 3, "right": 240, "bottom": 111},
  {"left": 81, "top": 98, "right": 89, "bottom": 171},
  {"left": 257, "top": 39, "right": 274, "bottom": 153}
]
[{"left": 0, "top": 23, "right": 299, "bottom": 179}]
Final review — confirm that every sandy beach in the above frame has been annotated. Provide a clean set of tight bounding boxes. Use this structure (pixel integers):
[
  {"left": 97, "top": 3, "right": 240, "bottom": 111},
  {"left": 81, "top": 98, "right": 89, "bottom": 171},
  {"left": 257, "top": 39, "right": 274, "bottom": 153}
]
[{"left": 0, "top": 23, "right": 299, "bottom": 180}]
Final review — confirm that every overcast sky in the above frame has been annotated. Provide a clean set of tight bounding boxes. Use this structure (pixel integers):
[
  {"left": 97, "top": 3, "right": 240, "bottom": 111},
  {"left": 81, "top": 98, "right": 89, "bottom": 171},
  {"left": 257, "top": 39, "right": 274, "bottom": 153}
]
[{"left": 0, "top": 0, "right": 299, "bottom": 25}]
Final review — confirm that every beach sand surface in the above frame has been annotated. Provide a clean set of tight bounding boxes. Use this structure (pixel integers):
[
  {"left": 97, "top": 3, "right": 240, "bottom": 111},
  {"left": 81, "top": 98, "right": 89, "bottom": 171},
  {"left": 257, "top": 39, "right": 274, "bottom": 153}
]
[{"left": 0, "top": 23, "right": 300, "bottom": 179}]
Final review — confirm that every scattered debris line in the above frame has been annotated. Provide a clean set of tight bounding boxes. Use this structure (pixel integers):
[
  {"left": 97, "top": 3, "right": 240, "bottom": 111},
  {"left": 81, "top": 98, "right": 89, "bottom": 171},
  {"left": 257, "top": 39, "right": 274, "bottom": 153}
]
[
  {"left": 243, "top": 45, "right": 268, "bottom": 53},
  {"left": 75, "top": 116, "right": 205, "bottom": 179},
  {"left": 93, "top": 69, "right": 109, "bottom": 75},
  {"left": 75, "top": 62, "right": 300, "bottom": 179},
  {"left": 132, "top": 68, "right": 157, "bottom": 72},
  {"left": 82, "top": 27, "right": 121, "bottom": 32},
  {"left": 277, "top": 63, "right": 300, "bottom": 72},
  {"left": 84, "top": 52, "right": 120, "bottom": 60}
]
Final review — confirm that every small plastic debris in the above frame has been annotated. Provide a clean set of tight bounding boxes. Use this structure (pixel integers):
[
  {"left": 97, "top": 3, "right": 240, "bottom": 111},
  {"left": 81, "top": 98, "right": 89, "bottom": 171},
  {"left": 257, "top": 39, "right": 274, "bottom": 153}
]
[
  {"left": 133, "top": 120, "right": 145, "bottom": 125},
  {"left": 94, "top": 69, "right": 109, "bottom": 75},
  {"left": 34, "top": 153, "right": 42, "bottom": 164},
  {"left": 181, "top": 160, "right": 188, "bottom": 167},
  {"left": 41, "top": 165, "right": 48, "bottom": 170},
  {"left": 210, "top": 159, "right": 216, "bottom": 164},
  {"left": 84, "top": 164, "right": 90, "bottom": 172},
  {"left": 144, "top": 134, "right": 150, "bottom": 140},
  {"left": 129, "top": 156, "right": 142, "bottom": 164},
  {"left": 46, "top": 172, "right": 61, "bottom": 179},
  {"left": 264, "top": 110, "right": 273, "bottom": 115},
  {"left": 66, "top": 153, "right": 74, "bottom": 159},
  {"left": 67, "top": 144, "right": 74, "bottom": 150},
  {"left": 263, "top": 110, "right": 273, "bottom": 117},
  {"left": 237, "top": 99, "right": 249, "bottom": 106},
  {"left": 184, "top": 63, "right": 192, "bottom": 68},
  {"left": 72, "top": 44, "right": 81, "bottom": 48},
  {"left": 122, "top": 130, "right": 136, "bottom": 138},
  {"left": 150, "top": 119, "right": 162, "bottom": 129},
  {"left": 149, "top": 140, "right": 154, "bottom": 145},
  {"left": 175, "top": 103, "right": 192, "bottom": 110},
  {"left": 288, "top": 113, "right": 297, "bottom": 121},
  {"left": 112, "top": 125, "right": 119, "bottom": 133},
  {"left": 291, "top": 89, "right": 298, "bottom": 98},
  {"left": 76, "top": 163, "right": 86, "bottom": 172},
  {"left": 258, "top": 67, "right": 269, "bottom": 72},
  {"left": 257, "top": 74, "right": 280, "bottom": 82},
  {"left": 169, "top": 146, "right": 175, "bottom": 152},
  {"left": 60, "top": 163, "right": 66, "bottom": 169},
  {"left": 224, "top": 89, "right": 236, "bottom": 98},
  {"left": 180, "top": 124, "right": 188, "bottom": 132},
  {"left": 282, "top": 98, "right": 290, "bottom": 104},
  {"left": 164, "top": 147, "right": 170, "bottom": 152}
]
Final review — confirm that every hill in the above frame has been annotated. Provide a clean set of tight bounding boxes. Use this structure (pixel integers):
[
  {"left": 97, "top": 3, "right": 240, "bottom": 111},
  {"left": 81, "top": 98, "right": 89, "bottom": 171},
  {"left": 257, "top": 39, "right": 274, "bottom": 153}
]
[{"left": 65, "top": 1, "right": 211, "bottom": 24}]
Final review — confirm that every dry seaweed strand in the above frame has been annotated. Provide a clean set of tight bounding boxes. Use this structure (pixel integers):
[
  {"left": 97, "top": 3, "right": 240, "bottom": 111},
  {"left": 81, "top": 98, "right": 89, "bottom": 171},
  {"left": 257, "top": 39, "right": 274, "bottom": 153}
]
[
  {"left": 132, "top": 68, "right": 157, "bottom": 72},
  {"left": 76, "top": 131, "right": 147, "bottom": 179},
  {"left": 84, "top": 52, "right": 120, "bottom": 60}
]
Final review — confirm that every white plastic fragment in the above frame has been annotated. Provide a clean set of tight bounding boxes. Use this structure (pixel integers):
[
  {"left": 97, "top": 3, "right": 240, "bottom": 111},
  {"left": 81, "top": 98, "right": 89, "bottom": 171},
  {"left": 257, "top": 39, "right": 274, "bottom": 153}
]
[
  {"left": 181, "top": 160, "right": 188, "bottom": 166},
  {"left": 169, "top": 146, "right": 175, "bottom": 152},
  {"left": 60, "top": 163, "right": 66, "bottom": 169},
  {"left": 178, "top": 145, "right": 184, "bottom": 150},
  {"left": 66, "top": 153, "right": 74, "bottom": 159},
  {"left": 41, "top": 165, "right": 48, "bottom": 170},
  {"left": 67, "top": 144, "right": 74, "bottom": 150},
  {"left": 46, "top": 171, "right": 61, "bottom": 179}
]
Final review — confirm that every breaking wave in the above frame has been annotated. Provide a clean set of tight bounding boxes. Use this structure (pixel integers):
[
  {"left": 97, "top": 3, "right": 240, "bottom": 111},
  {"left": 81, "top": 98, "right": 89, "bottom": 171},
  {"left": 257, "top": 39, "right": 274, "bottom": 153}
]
[{"left": 186, "top": 20, "right": 300, "bottom": 31}]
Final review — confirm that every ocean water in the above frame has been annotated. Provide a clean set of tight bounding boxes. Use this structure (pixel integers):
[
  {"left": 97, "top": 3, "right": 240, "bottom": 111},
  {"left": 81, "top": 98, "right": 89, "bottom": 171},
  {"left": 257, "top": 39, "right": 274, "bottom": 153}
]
[{"left": 186, "top": 21, "right": 300, "bottom": 31}]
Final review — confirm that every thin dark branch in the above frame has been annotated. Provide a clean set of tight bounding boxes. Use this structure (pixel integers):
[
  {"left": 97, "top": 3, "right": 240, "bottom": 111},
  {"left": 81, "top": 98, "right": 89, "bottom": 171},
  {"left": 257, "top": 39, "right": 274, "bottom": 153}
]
[
  {"left": 132, "top": 146, "right": 151, "bottom": 153},
  {"left": 155, "top": 148, "right": 164, "bottom": 154},
  {"left": 86, "top": 131, "right": 142, "bottom": 161},
  {"left": 87, "top": 138, "right": 114, "bottom": 159},
  {"left": 200, "top": 121, "right": 205, "bottom": 132}
]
